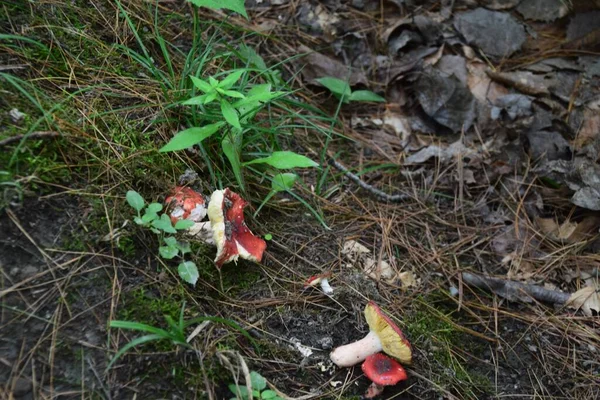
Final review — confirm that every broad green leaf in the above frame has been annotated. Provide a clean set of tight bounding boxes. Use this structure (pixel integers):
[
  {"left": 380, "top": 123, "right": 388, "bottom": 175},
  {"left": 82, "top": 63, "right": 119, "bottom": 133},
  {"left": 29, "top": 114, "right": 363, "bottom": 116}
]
[
  {"left": 159, "top": 123, "right": 224, "bottom": 152},
  {"left": 203, "top": 92, "right": 218, "bottom": 104},
  {"left": 141, "top": 212, "right": 157, "bottom": 223},
  {"left": 239, "top": 44, "right": 267, "bottom": 70},
  {"left": 220, "top": 89, "right": 245, "bottom": 99},
  {"left": 250, "top": 371, "right": 267, "bottom": 391},
  {"left": 190, "top": 76, "right": 212, "bottom": 93},
  {"left": 229, "top": 385, "right": 249, "bottom": 398},
  {"left": 261, "top": 390, "right": 278, "bottom": 399},
  {"left": 244, "top": 151, "right": 318, "bottom": 169},
  {"left": 163, "top": 236, "right": 177, "bottom": 246},
  {"left": 316, "top": 77, "right": 351, "bottom": 100},
  {"left": 134, "top": 216, "right": 144, "bottom": 225},
  {"left": 126, "top": 190, "right": 145, "bottom": 212},
  {"left": 175, "top": 219, "right": 195, "bottom": 230},
  {"left": 233, "top": 90, "right": 285, "bottom": 108},
  {"left": 349, "top": 90, "right": 386, "bottom": 103},
  {"left": 147, "top": 203, "right": 163, "bottom": 213},
  {"left": 187, "top": 0, "right": 248, "bottom": 18},
  {"left": 209, "top": 76, "right": 219, "bottom": 87},
  {"left": 222, "top": 133, "right": 244, "bottom": 190},
  {"left": 178, "top": 261, "right": 199, "bottom": 285},
  {"left": 151, "top": 214, "right": 177, "bottom": 234},
  {"left": 221, "top": 99, "right": 241, "bottom": 129},
  {"left": 159, "top": 245, "right": 178, "bottom": 259},
  {"left": 218, "top": 69, "right": 246, "bottom": 90},
  {"left": 182, "top": 95, "right": 207, "bottom": 105},
  {"left": 176, "top": 241, "right": 191, "bottom": 254},
  {"left": 271, "top": 173, "right": 297, "bottom": 192}
]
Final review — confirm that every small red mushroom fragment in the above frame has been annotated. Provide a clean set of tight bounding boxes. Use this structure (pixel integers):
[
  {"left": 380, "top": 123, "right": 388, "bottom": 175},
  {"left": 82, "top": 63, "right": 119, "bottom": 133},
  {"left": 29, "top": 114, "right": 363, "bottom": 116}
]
[
  {"left": 207, "top": 188, "right": 267, "bottom": 268},
  {"left": 330, "top": 301, "right": 412, "bottom": 367},
  {"left": 305, "top": 272, "right": 334, "bottom": 295},
  {"left": 362, "top": 353, "right": 408, "bottom": 385},
  {"left": 165, "top": 186, "right": 207, "bottom": 224}
]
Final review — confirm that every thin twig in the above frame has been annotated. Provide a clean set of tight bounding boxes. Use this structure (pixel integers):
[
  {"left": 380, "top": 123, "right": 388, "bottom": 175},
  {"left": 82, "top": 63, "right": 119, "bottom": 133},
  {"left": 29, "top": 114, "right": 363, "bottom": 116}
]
[
  {"left": 0, "top": 131, "right": 60, "bottom": 147},
  {"left": 462, "top": 272, "right": 571, "bottom": 305},
  {"left": 328, "top": 158, "right": 410, "bottom": 203}
]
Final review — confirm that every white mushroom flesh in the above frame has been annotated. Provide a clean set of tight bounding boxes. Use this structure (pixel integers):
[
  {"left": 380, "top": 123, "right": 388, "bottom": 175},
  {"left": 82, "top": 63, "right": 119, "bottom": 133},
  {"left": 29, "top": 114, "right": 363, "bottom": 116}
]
[{"left": 329, "top": 330, "right": 382, "bottom": 367}]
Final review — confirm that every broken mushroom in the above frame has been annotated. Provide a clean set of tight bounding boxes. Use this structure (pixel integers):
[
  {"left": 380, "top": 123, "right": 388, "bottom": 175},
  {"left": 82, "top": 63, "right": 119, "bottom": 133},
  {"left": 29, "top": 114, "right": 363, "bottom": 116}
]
[
  {"left": 207, "top": 188, "right": 267, "bottom": 268},
  {"left": 165, "top": 186, "right": 207, "bottom": 224},
  {"left": 330, "top": 301, "right": 412, "bottom": 367},
  {"left": 362, "top": 353, "right": 407, "bottom": 399},
  {"left": 305, "top": 272, "right": 334, "bottom": 295}
]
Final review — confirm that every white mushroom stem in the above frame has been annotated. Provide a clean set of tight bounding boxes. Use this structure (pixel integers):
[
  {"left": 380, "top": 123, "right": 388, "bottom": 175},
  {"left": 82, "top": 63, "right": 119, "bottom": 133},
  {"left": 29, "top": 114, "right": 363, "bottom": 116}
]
[
  {"left": 330, "top": 331, "right": 382, "bottom": 367},
  {"left": 320, "top": 278, "right": 334, "bottom": 295}
]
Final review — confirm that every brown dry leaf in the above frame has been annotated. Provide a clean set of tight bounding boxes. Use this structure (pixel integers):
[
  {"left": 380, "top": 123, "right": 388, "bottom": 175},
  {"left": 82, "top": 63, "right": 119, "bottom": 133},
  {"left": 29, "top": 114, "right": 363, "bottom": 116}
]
[
  {"left": 467, "top": 61, "right": 509, "bottom": 103},
  {"left": 503, "top": 251, "right": 537, "bottom": 281},
  {"left": 297, "top": 44, "right": 367, "bottom": 86},
  {"left": 398, "top": 271, "right": 418, "bottom": 288},
  {"left": 572, "top": 107, "right": 600, "bottom": 150},
  {"left": 536, "top": 217, "right": 600, "bottom": 243},
  {"left": 363, "top": 257, "right": 395, "bottom": 282},
  {"left": 567, "top": 284, "right": 600, "bottom": 316},
  {"left": 342, "top": 239, "right": 371, "bottom": 257}
]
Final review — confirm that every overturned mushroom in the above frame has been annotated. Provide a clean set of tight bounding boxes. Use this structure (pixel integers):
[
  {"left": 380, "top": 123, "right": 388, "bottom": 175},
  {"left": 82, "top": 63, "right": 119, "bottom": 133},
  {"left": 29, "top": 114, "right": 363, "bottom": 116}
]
[
  {"left": 305, "top": 272, "right": 334, "bottom": 295},
  {"left": 165, "top": 186, "right": 207, "bottom": 224},
  {"left": 330, "top": 301, "right": 412, "bottom": 367},
  {"left": 362, "top": 353, "right": 407, "bottom": 399},
  {"left": 207, "top": 188, "right": 267, "bottom": 268}
]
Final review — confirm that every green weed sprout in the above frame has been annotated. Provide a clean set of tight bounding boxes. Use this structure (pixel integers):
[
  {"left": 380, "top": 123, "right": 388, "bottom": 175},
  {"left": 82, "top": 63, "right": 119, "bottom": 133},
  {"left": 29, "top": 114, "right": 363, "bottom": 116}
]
[
  {"left": 126, "top": 190, "right": 199, "bottom": 285},
  {"left": 316, "top": 77, "right": 386, "bottom": 104},
  {"left": 229, "top": 371, "right": 284, "bottom": 400},
  {"left": 108, "top": 302, "right": 255, "bottom": 371}
]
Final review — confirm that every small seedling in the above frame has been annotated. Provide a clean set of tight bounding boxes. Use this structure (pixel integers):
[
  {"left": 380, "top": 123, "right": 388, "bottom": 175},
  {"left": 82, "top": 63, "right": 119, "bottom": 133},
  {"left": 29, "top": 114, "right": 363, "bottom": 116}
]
[
  {"left": 126, "top": 190, "right": 199, "bottom": 285},
  {"left": 108, "top": 302, "right": 255, "bottom": 371},
  {"left": 317, "top": 77, "right": 385, "bottom": 104},
  {"left": 229, "top": 371, "right": 284, "bottom": 400}
]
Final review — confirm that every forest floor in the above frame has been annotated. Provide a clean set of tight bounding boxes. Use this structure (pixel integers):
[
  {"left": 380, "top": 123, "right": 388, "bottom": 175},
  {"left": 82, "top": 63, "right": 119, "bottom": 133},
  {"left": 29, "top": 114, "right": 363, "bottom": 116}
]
[{"left": 1, "top": 1, "right": 599, "bottom": 399}]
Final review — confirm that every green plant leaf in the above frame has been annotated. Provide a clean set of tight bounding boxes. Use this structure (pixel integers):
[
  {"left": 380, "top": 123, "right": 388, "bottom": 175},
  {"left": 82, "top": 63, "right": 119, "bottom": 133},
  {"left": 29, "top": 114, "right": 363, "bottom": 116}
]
[
  {"left": 316, "top": 77, "right": 351, "bottom": 101},
  {"left": 349, "top": 90, "right": 386, "bottom": 103},
  {"left": 221, "top": 99, "right": 241, "bottom": 129},
  {"left": 190, "top": 76, "right": 212, "bottom": 93},
  {"left": 222, "top": 133, "right": 244, "bottom": 190},
  {"left": 126, "top": 190, "right": 145, "bottom": 212},
  {"left": 218, "top": 69, "right": 246, "bottom": 90},
  {"left": 244, "top": 151, "right": 318, "bottom": 169},
  {"left": 174, "top": 219, "right": 195, "bottom": 230},
  {"left": 209, "top": 76, "right": 219, "bottom": 87},
  {"left": 182, "top": 95, "right": 207, "bottom": 105},
  {"left": 229, "top": 385, "right": 249, "bottom": 399},
  {"left": 106, "top": 334, "right": 164, "bottom": 371},
  {"left": 159, "top": 123, "right": 224, "bottom": 152},
  {"left": 151, "top": 214, "right": 177, "bottom": 234},
  {"left": 239, "top": 44, "right": 267, "bottom": 70},
  {"left": 203, "top": 92, "right": 218, "bottom": 104},
  {"left": 220, "top": 89, "right": 245, "bottom": 99},
  {"left": 250, "top": 371, "right": 267, "bottom": 391},
  {"left": 178, "top": 261, "right": 199, "bottom": 285},
  {"left": 147, "top": 203, "right": 163, "bottom": 213},
  {"left": 187, "top": 0, "right": 248, "bottom": 18},
  {"left": 159, "top": 245, "right": 178, "bottom": 259},
  {"left": 141, "top": 211, "right": 158, "bottom": 223},
  {"left": 261, "top": 390, "right": 278, "bottom": 399},
  {"left": 271, "top": 173, "right": 297, "bottom": 192},
  {"left": 176, "top": 241, "right": 191, "bottom": 254},
  {"left": 163, "top": 236, "right": 177, "bottom": 246},
  {"left": 134, "top": 216, "right": 144, "bottom": 225}
]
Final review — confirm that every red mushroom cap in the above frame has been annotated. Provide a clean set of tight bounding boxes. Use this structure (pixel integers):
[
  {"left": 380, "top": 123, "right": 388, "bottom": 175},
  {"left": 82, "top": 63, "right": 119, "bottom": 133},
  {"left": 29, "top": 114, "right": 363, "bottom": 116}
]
[
  {"left": 304, "top": 272, "right": 332, "bottom": 288},
  {"left": 165, "top": 186, "right": 207, "bottom": 224},
  {"left": 361, "top": 353, "right": 407, "bottom": 386},
  {"left": 207, "top": 189, "right": 267, "bottom": 268}
]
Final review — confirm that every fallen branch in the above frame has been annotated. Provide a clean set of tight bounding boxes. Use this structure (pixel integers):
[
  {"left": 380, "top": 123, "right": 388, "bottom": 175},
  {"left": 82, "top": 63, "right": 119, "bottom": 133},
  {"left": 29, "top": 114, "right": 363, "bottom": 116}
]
[
  {"left": 0, "top": 131, "right": 60, "bottom": 147},
  {"left": 328, "top": 158, "right": 410, "bottom": 203},
  {"left": 461, "top": 272, "right": 571, "bottom": 304}
]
